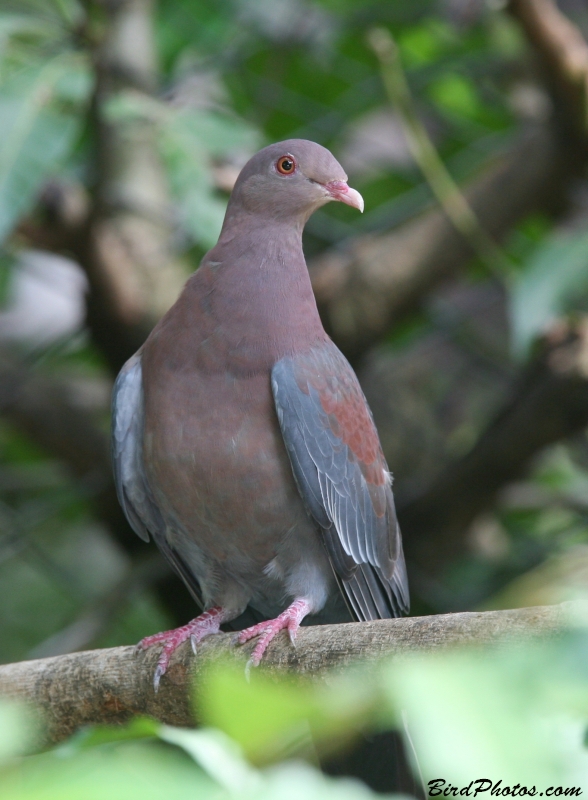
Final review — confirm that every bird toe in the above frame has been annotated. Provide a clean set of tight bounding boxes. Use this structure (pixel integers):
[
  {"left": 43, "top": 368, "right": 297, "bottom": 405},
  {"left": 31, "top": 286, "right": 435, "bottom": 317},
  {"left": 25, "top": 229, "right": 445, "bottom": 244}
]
[{"left": 153, "top": 663, "right": 166, "bottom": 693}]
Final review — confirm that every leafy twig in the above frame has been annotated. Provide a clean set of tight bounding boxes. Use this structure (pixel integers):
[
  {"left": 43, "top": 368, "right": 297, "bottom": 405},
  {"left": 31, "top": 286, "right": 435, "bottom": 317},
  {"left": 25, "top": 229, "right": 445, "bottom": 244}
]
[{"left": 368, "top": 27, "right": 513, "bottom": 279}]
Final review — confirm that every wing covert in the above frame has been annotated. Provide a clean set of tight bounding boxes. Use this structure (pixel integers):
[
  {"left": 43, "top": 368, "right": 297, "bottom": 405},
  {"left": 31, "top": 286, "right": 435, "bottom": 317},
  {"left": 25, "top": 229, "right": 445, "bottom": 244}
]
[{"left": 272, "top": 345, "right": 409, "bottom": 620}]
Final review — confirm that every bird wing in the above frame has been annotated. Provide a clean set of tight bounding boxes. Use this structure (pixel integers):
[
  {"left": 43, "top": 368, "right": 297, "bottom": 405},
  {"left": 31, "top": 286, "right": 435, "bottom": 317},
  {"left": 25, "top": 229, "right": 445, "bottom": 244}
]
[
  {"left": 111, "top": 352, "right": 203, "bottom": 606},
  {"left": 272, "top": 344, "right": 409, "bottom": 620}
]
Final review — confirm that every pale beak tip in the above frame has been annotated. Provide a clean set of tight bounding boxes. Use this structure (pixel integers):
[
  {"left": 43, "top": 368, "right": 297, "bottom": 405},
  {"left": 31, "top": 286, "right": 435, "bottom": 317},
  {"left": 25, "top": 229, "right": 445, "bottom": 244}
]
[
  {"left": 325, "top": 181, "right": 364, "bottom": 213},
  {"left": 341, "top": 184, "right": 364, "bottom": 213}
]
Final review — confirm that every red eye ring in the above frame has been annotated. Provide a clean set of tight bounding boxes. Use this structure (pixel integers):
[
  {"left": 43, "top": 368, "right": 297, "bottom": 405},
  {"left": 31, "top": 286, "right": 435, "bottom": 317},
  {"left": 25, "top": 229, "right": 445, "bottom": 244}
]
[{"left": 276, "top": 155, "right": 296, "bottom": 175}]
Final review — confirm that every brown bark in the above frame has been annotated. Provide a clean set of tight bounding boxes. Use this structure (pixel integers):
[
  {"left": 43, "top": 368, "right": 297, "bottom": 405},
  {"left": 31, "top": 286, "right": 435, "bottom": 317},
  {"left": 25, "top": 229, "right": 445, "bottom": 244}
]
[
  {"left": 0, "top": 603, "right": 571, "bottom": 744},
  {"left": 82, "top": 0, "right": 187, "bottom": 373},
  {"left": 509, "top": 0, "right": 588, "bottom": 142},
  {"left": 15, "top": 3, "right": 186, "bottom": 376}
]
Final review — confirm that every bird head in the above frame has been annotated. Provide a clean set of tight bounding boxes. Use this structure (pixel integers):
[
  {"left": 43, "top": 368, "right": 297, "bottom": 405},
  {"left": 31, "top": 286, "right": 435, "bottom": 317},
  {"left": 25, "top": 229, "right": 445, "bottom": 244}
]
[{"left": 227, "top": 139, "right": 364, "bottom": 223}]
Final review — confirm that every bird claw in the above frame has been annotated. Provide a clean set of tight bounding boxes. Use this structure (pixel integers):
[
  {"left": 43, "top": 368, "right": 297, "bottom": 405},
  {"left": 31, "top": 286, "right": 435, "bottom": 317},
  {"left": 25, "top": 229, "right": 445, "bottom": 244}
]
[
  {"left": 234, "top": 599, "right": 310, "bottom": 667},
  {"left": 153, "top": 664, "right": 164, "bottom": 694},
  {"left": 244, "top": 658, "right": 254, "bottom": 683},
  {"left": 136, "top": 607, "right": 226, "bottom": 692}
]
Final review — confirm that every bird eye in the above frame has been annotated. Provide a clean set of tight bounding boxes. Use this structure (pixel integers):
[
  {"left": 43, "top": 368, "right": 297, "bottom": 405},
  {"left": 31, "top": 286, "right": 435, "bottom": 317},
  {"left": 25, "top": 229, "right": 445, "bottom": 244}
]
[{"left": 276, "top": 155, "right": 296, "bottom": 175}]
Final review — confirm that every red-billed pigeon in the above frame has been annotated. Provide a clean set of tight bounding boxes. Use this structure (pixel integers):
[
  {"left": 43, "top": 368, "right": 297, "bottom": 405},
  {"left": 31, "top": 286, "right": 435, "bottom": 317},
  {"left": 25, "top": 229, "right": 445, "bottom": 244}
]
[{"left": 112, "top": 140, "right": 409, "bottom": 689}]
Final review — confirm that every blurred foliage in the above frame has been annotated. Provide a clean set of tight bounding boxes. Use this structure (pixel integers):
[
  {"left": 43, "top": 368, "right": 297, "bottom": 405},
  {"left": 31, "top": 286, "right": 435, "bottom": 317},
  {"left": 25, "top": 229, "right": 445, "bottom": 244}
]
[
  {"left": 198, "top": 618, "right": 588, "bottom": 786},
  {"left": 103, "top": 89, "right": 259, "bottom": 248},
  {"left": 4, "top": 622, "right": 588, "bottom": 796},
  {"left": 1, "top": 0, "right": 588, "bottom": 728},
  {"left": 511, "top": 230, "right": 588, "bottom": 357},
  {"left": 4, "top": 0, "right": 588, "bottom": 793},
  {"left": 0, "top": 54, "right": 89, "bottom": 244}
]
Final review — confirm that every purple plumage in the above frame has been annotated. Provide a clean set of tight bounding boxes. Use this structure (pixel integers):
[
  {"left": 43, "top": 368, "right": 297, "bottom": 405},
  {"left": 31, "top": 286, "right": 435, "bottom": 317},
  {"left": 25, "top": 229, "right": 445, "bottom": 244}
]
[{"left": 111, "top": 139, "right": 408, "bottom": 689}]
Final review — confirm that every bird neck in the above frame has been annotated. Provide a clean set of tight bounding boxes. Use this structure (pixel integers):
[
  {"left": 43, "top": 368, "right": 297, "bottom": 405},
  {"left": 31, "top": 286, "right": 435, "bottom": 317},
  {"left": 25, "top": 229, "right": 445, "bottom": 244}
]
[{"left": 195, "top": 213, "right": 327, "bottom": 369}]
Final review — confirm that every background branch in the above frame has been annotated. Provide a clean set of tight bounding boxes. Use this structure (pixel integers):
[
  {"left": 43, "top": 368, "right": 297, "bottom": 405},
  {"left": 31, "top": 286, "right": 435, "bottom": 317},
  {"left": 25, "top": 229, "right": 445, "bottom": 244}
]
[
  {"left": 0, "top": 346, "right": 194, "bottom": 623},
  {"left": 310, "top": 125, "right": 566, "bottom": 360},
  {"left": 401, "top": 320, "right": 588, "bottom": 573},
  {"left": 509, "top": 0, "right": 588, "bottom": 141}
]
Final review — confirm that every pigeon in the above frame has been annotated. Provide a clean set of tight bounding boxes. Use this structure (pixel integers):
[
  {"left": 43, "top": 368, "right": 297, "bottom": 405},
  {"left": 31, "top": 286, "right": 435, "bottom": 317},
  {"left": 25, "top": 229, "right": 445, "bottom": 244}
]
[{"left": 112, "top": 139, "right": 409, "bottom": 690}]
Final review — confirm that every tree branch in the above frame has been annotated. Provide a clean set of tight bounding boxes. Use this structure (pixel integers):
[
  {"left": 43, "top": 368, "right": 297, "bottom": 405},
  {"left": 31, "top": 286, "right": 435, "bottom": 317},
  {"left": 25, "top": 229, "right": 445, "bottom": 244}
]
[
  {"left": 508, "top": 0, "right": 588, "bottom": 142},
  {"left": 80, "top": 0, "right": 188, "bottom": 374},
  {"left": 0, "top": 603, "right": 572, "bottom": 744},
  {"left": 312, "top": 0, "right": 588, "bottom": 362},
  {"left": 310, "top": 125, "right": 567, "bottom": 360},
  {"left": 19, "top": 0, "right": 588, "bottom": 377},
  {"left": 15, "top": 0, "right": 191, "bottom": 376}
]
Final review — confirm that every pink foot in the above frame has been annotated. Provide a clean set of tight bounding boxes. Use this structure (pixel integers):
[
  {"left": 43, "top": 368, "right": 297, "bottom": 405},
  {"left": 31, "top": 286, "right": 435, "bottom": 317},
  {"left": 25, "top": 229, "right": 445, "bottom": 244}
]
[
  {"left": 236, "top": 598, "right": 311, "bottom": 673},
  {"left": 137, "top": 606, "right": 227, "bottom": 691}
]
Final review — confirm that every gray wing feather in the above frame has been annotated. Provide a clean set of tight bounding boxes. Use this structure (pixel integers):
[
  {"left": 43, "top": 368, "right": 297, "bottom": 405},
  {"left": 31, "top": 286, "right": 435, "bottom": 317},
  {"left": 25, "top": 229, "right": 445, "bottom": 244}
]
[
  {"left": 111, "top": 353, "right": 203, "bottom": 606},
  {"left": 272, "top": 356, "right": 409, "bottom": 620},
  {"left": 112, "top": 353, "right": 154, "bottom": 542}
]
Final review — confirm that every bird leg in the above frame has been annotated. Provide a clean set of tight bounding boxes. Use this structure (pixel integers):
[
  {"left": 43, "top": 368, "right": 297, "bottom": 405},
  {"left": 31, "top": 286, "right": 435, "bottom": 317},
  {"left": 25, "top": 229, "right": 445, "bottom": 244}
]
[
  {"left": 136, "top": 606, "right": 229, "bottom": 691},
  {"left": 236, "top": 598, "right": 311, "bottom": 672}
]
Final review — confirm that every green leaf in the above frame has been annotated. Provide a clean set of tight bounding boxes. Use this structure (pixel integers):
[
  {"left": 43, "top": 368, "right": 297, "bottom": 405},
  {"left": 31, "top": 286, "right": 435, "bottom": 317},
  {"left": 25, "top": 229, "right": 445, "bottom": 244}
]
[
  {"left": 428, "top": 74, "right": 481, "bottom": 119},
  {"left": 510, "top": 229, "right": 588, "bottom": 357},
  {"left": 198, "top": 662, "right": 380, "bottom": 763},
  {"left": 381, "top": 636, "right": 588, "bottom": 789},
  {"left": 159, "top": 108, "right": 259, "bottom": 249},
  {"left": 257, "top": 760, "right": 385, "bottom": 799},
  {"left": 0, "top": 54, "right": 91, "bottom": 245},
  {"left": 398, "top": 20, "right": 455, "bottom": 67},
  {"left": 158, "top": 726, "right": 261, "bottom": 794},
  {"left": 0, "top": 14, "right": 57, "bottom": 50},
  {"left": 0, "top": 6, "right": 82, "bottom": 78},
  {"left": 0, "top": 713, "right": 385, "bottom": 800},
  {"left": 199, "top": 663, "right": 320, "bottom": 762},
  {"left": 103, "top": 89, "right": 260, "bottom": 249},
  {"left": 0, "top": 251, "right": 16, "bottom": 306},
  {"left": 58, "top": 717, "right": 161, "bottom": 753},
  {"left": 60, "top": 720, "right": 259, "bottom": 795},
  {"left": 0, "top": 740, "right": 219, "bottom": 800},
  {"left": 0, "top": 699, "right": 39, "bottom": 764}
]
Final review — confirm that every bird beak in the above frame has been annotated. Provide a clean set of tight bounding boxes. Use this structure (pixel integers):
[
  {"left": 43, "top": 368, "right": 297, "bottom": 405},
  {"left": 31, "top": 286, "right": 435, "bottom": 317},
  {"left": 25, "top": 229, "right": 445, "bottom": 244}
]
[{"left": 324, "top": 180, "right": 364, "bottom": 213}]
